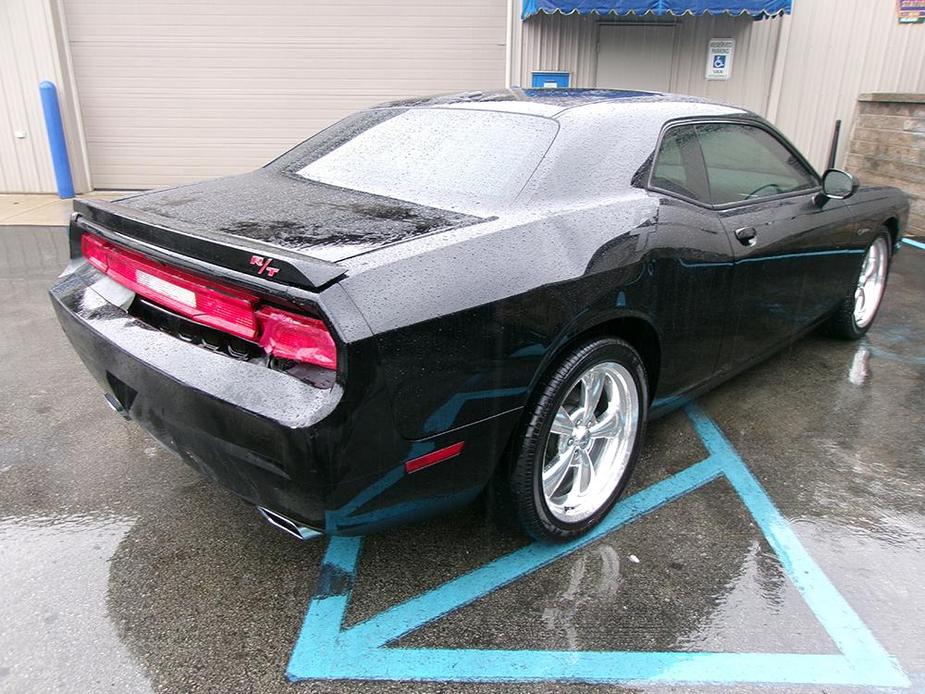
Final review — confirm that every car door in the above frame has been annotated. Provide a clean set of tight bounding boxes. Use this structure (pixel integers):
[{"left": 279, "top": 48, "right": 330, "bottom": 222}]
[
  {"left": 694, "top": 121, "right": 858, "bottom": 369},
  {"left": 645, "top": 123, "right": 735, "bottom": 399}
]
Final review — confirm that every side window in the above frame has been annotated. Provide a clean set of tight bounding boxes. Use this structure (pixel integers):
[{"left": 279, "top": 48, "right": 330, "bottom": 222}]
[
  {"left": 696, "top": 123, "right": 817, "bottom": 205},
  {"left": 650, "top": 126, "right": 709, "bottom": 203}
]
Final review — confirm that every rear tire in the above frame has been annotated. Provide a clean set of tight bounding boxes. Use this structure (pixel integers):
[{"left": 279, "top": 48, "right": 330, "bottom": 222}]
[
  {"left": 509, "top": 337, "right": 647, "bottom": 542},
  {"left": 825, "top": 230, "right": 891, "bottom": 340}
]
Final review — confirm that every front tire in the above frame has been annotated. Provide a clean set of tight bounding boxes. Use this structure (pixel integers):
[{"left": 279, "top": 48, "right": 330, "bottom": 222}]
[
  {"left": 825, "top": 231, "right": 891, "bottom": 340},
  {"left": 510, "top": 337, "right": 648, "bottom": 542}
]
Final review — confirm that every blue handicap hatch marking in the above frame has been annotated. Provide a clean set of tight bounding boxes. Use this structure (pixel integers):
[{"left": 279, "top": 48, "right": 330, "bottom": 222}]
[{"left": 287, "top": 404, "right": 909, "bottom": 688}]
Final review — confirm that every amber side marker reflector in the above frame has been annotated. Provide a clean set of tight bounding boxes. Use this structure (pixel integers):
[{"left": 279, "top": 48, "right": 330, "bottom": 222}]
[{"left": 404, "top": 442, "right": 465, "bottom": 474}]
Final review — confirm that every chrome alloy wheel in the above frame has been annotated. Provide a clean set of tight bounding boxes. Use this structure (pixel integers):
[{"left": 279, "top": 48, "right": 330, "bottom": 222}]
[
  {"left": 542, "top": 361, "right": 639, "bottom": 523},
  {"left": 854, "top": 236, "right": 889, "bottom": 328}
]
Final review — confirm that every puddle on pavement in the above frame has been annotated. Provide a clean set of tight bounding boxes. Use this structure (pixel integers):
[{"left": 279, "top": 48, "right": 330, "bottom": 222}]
[{"left": 0, "top": 514, "right": 152, "bottom": 693}]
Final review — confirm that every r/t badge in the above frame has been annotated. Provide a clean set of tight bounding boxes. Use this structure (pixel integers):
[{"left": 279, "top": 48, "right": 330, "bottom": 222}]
[{"left": 249, "top": 254, "right": 280, "bottom": 277}]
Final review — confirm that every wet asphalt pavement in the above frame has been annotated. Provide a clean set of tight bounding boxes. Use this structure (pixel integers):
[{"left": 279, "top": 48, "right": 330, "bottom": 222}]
[{"left": 1, "top": 226, "right": 923, "bottom": 693}]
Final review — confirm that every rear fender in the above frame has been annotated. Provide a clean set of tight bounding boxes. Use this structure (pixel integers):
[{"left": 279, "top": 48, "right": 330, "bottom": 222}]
[{"left": 524, "top": 307, "right": 661, "bottom": 407}]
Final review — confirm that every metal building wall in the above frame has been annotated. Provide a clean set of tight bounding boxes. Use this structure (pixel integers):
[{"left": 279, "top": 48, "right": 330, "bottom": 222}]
[
  {"left": 518, "top": 0, "right": 925, "bottom": 173},
  {"left": 0, "top": 0, "right": 76, "bottom": 193},
  {"left": 768, "top": 0, "right": 925, "bottom": 171},
  {"left": 518, "top": 12, "right": 781, "bottom": 115},
  {"left": 667, "top": 15, "right": 780, "bottom": 116},
  {"left": 517, "top": 12, "right": 600, "bottom": 88}
]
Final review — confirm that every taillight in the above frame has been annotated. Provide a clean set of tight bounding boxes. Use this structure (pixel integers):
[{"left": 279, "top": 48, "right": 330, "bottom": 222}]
[
  {"left": 81, "top": 232, "right": 337, "bottom": 370},
  {"left": 81, "top": 233, "right": 110, "bottom": 273},
  {"left": 82, "top": 232, "right": 257, "bottom": 339},
  {"left": 256, "top": 306, "right": 337, "bottom": 370}
]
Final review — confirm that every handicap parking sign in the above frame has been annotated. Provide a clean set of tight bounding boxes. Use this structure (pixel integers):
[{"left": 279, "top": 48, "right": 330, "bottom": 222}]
[{"left": 706, "top": 38, "right": 734, "bottom": 80}]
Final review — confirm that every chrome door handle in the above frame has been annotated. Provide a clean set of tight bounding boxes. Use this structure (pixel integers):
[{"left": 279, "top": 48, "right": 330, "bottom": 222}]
[{"left": 734, "top": 226, "right": 757, "bottom": 246}]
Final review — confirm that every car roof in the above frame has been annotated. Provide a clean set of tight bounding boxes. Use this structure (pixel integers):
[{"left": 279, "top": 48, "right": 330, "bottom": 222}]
[{"left": 370, "top": 88, "right": 752, "bottom": 120}]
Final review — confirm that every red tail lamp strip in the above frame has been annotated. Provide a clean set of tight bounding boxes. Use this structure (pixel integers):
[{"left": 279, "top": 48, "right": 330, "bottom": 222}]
[
  {"left": 256, "top": 306, "right": 337, "bottom": 369},
  {"left": 404, "top": 442, "right": 465, "bottom": 474},
  {"left": 82, "top": 232, "right": 258, "bottom": 338},
  {"left": 81, "top": 233, "right": 337, "bottom": 370}
]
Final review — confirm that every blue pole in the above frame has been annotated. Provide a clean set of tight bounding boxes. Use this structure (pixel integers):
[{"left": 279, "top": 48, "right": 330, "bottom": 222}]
[{"left": 38, "top": 80, "right": 75, "bottom": 199}]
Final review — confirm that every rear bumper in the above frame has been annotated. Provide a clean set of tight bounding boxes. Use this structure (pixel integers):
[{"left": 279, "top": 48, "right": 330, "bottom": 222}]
[
  {"left": 51, "top": 264, "right": 340, "bottom": 527},
  {"left": 50, "top": 263, "right": 516, "bottom": 535}
]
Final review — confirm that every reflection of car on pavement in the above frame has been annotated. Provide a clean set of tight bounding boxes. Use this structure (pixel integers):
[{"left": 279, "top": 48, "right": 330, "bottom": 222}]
[{"left": 50, "top": 89, "right": 908, "bottom": 542}]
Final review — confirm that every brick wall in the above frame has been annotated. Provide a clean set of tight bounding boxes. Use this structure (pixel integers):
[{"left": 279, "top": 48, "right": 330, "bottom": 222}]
[{"left": 846, "top": 93, "right": 925, "bottom": 238}]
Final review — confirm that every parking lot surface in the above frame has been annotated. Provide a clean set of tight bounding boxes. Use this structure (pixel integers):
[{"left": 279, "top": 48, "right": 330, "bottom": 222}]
[{"left": 1, "top": 226, "right": 923, "bottom": 693}]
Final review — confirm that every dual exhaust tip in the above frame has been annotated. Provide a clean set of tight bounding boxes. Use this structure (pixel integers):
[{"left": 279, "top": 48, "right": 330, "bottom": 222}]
[
  {"left": 257, "top": 506, "right": 322, "bottom": 541},
  {"left": 104, "top": 392, "right": 131, "bottom": 420}
]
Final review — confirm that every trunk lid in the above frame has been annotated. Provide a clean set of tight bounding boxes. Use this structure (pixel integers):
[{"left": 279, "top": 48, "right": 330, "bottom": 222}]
[
  {"left": 103, "top": 168, "right": 483, "bottom": 270},
  {"left": 74, "top": 198, "right": 348, "bottom": 291}
]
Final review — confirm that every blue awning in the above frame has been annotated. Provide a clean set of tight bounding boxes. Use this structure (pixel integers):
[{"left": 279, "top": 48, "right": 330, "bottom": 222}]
[{"left": 522, "top": 0, "right": 791, "bottom": 19}]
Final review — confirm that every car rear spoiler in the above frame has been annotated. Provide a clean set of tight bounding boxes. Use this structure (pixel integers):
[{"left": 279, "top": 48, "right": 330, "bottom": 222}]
[{"left": 72, "top": 199, "right": 347, "bottom": 291}]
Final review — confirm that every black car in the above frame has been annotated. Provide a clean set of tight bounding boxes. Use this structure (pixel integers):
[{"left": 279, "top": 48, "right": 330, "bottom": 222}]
[{"left": 51, "top": 89, "right": 908, "bottom": 542}]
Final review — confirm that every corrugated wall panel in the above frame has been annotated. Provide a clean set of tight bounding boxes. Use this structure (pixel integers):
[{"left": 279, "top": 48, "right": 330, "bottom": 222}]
[
  {"left": 519, "top": 13, "right": 598, "bottom": 87},
  {"left": 63, "top": 0, "right": 508, "bottom": 189},
  {"left": 518, "top": 1, "right": 924, "bottom": 174},
  {"left": 771, "top": 0, "right": 925, "bottom": 172},
  {"left": 0, "top": 0, "right": 60, "bottom": 193},
  {"left": 668, "top": 15, "right": 781, "bottom": 116},
  {"left": 520, "top": 13, "right": 781, "bottom": 115}
]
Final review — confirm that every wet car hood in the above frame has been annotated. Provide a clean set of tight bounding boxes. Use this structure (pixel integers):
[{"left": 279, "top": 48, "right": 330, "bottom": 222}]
[{"left": 114, "top": 169, "right": 485, "bottom": 263}]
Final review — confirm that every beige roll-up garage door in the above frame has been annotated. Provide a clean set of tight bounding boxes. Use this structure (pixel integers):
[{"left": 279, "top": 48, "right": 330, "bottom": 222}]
[{"left": 62, "top": 0, "right": 508, "bottom": 190}]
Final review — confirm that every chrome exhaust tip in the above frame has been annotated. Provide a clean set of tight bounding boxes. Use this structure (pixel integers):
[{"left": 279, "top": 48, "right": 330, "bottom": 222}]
[
  {"left": 103, "top": 392, "right": 131, "bottom": 420},
  {"left": 257, "top": 507, "right": 322, "bottom": 541}
]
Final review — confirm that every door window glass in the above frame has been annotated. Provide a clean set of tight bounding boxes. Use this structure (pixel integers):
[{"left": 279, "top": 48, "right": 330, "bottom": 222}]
[
  {"left": 650, "top": 126, "right": 709, "bottom": 203},
  {"left": 696, "top": 123, "right": 817, "bottom": 205}
]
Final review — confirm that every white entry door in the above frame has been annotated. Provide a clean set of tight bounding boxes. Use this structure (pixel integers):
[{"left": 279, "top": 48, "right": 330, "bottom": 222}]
[{"left": 595, "top": 24, "right": 677, "bottom": 92}]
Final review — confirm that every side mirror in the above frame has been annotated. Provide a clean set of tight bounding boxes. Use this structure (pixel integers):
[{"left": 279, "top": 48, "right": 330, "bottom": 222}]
[{"left": 821, "top": 168, "right": 859, "bottom": 200}]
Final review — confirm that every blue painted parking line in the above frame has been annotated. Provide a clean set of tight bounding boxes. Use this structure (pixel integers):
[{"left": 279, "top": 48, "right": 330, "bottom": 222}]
[
  {"left": 902, "top": 237, "right": 925, "bottom": 251},
  {"left": 869, "top": 346, "right": 925, "bottom": 367},
  {"left": 288, "top": 404, "right": 909, "bottom": 688}
]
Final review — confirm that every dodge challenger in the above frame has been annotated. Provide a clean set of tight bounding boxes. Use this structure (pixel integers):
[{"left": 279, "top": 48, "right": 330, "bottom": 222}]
[{"left": 50, "top": 89, "right": 909, "bottom": 542}]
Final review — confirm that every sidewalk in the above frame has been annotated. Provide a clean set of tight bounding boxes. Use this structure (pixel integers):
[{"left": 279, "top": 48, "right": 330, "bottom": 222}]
[{"left": 0, "top": 192, "right": 133, "bottom": 227}]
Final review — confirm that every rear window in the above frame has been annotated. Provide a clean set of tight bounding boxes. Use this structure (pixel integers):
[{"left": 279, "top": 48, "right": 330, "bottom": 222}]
[{"left": 291, "top": 108, "right": 559, "bottom": 214}]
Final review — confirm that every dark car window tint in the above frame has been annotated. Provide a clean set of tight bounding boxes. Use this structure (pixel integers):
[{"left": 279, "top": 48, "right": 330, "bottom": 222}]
[
  {"left": 696, "top": 123, "right": 817, "bottom": 205},
  {"left": 651, "top": 125, "right": 709, "bottom": 203},
  {"left": 295, "top": 108, "right": 558, "bottom": 214}
]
